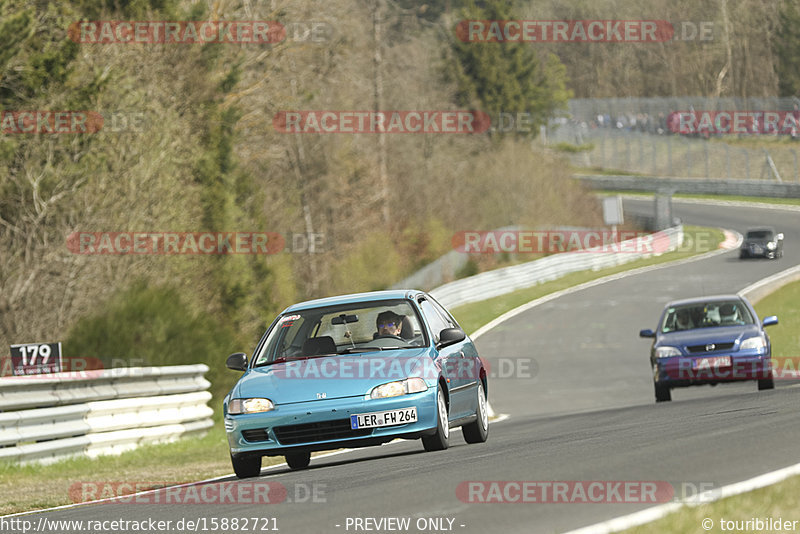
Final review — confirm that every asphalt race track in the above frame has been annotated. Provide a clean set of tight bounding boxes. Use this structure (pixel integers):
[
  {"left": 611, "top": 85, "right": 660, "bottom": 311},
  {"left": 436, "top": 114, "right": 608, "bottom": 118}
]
[{"left": 19, "top": 199, "right": 800, "bottom": 534}]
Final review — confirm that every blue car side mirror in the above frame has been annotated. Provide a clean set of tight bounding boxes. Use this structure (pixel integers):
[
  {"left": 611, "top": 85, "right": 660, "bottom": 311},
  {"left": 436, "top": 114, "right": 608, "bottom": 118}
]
[
  {"left": 762, "top": 316, "right": 778, "bottom": 327},
  {"left": 639, "top": 329, "right": 656, "bottom": 338},
  {"left": 226, "top": 352, "right": 248, "bottom": 371},
  {"left": 438, "top": 328, "right": 466, "bottom": 347}
]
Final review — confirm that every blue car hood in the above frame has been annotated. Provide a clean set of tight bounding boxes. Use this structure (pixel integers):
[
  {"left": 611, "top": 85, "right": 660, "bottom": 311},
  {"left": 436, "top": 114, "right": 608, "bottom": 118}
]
[
  {"left": 232, "top": 348, "right": 434, "bottom": 405},
  {"left": 659, "top": 325, "right": 761, "bottom": 348}
]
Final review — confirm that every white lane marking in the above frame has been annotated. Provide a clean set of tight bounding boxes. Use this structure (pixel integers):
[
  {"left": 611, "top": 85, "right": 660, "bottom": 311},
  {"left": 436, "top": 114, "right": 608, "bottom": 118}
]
[
  {"left": 739, "top": 263, "right": 800, "bottom": 303},
  {"left": 563, "top": 460, "right": 800, "bottom": 534},
  {"left": 470, "top": 228, "right": 740, "bottom": 341}
]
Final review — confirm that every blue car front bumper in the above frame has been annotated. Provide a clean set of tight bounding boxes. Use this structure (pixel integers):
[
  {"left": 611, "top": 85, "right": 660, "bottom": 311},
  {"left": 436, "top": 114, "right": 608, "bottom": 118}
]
[
  {"left": 225, "top": 388, "right": 438, "bottom": 457},
  {"left": 653, "top": 351, "right": 771, "bottom": 387}
]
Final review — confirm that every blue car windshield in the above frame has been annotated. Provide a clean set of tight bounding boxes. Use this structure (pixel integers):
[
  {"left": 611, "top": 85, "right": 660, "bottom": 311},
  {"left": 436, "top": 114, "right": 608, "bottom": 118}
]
[
  {"left": 661, "top": 300, "right": 755, "bottom": 333},
  {"left": 253, "top": 299, "right": 427, "bottom": 366}
]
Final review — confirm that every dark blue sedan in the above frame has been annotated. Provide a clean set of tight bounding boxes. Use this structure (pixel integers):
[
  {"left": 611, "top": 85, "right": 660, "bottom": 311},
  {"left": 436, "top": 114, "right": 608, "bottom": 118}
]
[
  {"left": 640, "top": 295, "right": 778, "bottom": 402},
  {"left": 223, "top": 290, "right": 489, "bottom": 478}
]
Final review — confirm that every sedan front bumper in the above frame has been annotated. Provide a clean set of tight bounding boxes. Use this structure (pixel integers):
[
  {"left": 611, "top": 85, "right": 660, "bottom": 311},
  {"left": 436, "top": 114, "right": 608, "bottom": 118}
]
[
  {"left": 225, "top": 388, "right": 438, "bottom": 457},
  {"left": 654, "top": 352, "right": 772, "bottom": 387}
]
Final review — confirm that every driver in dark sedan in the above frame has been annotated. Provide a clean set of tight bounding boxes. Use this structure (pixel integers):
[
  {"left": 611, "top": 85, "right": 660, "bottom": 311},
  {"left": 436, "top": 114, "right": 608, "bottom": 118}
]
[{"left": 375, "top": 310, "right": 404, "bottom": 338}]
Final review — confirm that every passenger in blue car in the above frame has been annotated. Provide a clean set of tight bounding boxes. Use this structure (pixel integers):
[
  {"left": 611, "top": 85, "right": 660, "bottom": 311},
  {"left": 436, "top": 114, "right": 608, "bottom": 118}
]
[{"left": 718, "top": 303, "right": 743, "bottom": 325}]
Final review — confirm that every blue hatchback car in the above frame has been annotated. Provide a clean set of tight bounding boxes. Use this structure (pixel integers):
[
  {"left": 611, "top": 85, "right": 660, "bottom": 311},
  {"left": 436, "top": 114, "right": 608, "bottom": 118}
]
[
  {"left": 224, "top": 290, "right": 489, "bottom": 478},
  {"left": 640, "top": 295, "right": 778, "bottom": 402}
]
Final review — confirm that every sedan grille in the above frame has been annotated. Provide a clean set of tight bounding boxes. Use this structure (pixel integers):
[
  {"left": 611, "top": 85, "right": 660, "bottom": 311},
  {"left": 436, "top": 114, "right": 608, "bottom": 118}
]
[
  {"left": 686, "top": 342, "right": 735, "bottom": 354},
  {"left": 273, "top": 419, "right": 372, "bottom": 445}
]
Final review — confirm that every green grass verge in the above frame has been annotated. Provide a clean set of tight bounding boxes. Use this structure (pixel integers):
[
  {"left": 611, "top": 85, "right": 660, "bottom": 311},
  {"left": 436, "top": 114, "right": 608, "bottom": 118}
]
[
  {"left": 451, "top": 226, "right": 725, "bottom": 335},
  {"left": 618, "top": 280, "right": 800, "bottom": 533},
  {"left": 0, "top": 226, "right": 725, "bottom": 516},
  {"left": 0, "top": 412, "right": 304, "bottom": 515}
]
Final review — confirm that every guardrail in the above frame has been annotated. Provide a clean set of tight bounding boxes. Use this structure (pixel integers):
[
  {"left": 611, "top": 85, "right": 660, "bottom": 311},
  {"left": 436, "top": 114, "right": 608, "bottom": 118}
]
[
  {"left": 430, "top": 226, "right": 683, "bottom": 309},
  {"left": 0, "top": 365, "right": 212, "bottom": 464},
  {"left": 574, "top": 175, "right": 800, "bottom": 198}
]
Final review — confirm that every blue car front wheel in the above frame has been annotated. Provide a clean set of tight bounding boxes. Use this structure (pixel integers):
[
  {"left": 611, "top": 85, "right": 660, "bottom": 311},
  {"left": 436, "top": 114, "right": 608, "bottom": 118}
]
[
  {"left": 231, "top": 453, "right": 261, "bottom": 478},
  {"left": 422, "top": 389, "right": 449, "bottom": 451}
]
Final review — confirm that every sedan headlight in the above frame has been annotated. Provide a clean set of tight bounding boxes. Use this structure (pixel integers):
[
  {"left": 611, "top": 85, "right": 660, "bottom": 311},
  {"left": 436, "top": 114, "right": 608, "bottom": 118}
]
[
  {"left": 740, "top": 335, "right": 766, "bottom": 350},
  {"left": 370, "top": 378, "right": 428, "bottom": 399},
  {"left": 228, "top": 398, "right": 275, "bottom": 414},
  {"left": 655, "top": 346, "right": 681, "bottom": 358},
  {"left": 767, "top": 242, "right": 776, "bottom": 250}
]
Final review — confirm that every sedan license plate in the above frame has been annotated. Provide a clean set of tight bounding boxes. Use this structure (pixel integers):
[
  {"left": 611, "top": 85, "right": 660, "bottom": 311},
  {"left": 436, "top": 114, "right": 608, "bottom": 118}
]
[
  {"left": 692, "top": 356, "right": 732, "bottom": 370},
  {"left": 351, "top": 408, "right": 417, "bottom": 429}
]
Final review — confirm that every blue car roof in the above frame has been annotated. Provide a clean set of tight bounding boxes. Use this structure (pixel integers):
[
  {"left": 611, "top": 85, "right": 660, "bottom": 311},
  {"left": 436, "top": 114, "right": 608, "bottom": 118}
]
[
  {"left": 664, "top": 294, "right": 746, "bottom": 308},
  {"left": 283, "top": 289, "right": 425, "bottom": 313}
]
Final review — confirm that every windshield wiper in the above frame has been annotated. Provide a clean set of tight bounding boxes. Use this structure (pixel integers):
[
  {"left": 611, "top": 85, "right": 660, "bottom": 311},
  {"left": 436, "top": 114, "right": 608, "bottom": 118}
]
[{"left": 339, "top": 347, "right": 386, "bottom": 353}]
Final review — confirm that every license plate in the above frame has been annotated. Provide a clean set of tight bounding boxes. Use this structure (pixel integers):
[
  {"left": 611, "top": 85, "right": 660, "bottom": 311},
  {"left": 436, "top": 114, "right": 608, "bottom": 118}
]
[
  {"left": 350, "top": 408, "right": 417, "bottom": 429},
  {"left": 692, "top": 356, "right": 732, "bottom": 370}
]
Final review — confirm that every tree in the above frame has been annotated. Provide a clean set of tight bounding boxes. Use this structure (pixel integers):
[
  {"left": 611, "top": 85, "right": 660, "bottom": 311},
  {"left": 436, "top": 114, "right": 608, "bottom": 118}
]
[
  {"left": 775, "top": 0, "right": 800, "bottom": 97},
  {"left": 446, "top": 0, "right": 571, "bottom": 137}
]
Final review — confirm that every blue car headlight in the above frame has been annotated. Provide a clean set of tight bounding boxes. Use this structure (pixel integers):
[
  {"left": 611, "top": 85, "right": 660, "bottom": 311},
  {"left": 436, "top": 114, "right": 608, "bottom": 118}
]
[
  {"left": 655, "top": 346, "right": 681, "bottom": 358},
  {"left": 740, "top": 335, "right": 766, "bottom": 350},
  {"left": 370, "top": 378, "right": 428, "bottom": 399},
  {"left": 228, "top": 398, "right": 275, "bottom": 414},
  {"left": 767, "top": 242, "right": 776, "bottom": 250}
]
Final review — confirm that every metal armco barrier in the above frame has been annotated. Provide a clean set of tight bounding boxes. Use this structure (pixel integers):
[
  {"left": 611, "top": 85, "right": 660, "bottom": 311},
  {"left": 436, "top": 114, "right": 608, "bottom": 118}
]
[
  {"left": 575, "top": 175, "right": 800, "bottom": 198},
  {"left": 430, "top": 226, "right": 683, "bottom": 309},
  {"left": 0, "top": 365, "right": 212, "bottom": 464}
]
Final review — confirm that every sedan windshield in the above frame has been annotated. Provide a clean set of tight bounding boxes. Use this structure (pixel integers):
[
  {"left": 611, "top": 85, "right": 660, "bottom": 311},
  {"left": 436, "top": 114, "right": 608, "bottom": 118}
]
[
  {"left": 746, "top": 230, "right": 773, "bottom": 239},
  {"left": 661, "top": 300, "right": 755, "bottom": 333},
  {"left": 253, "top": 299, "right": 427, "bottom": 366}
]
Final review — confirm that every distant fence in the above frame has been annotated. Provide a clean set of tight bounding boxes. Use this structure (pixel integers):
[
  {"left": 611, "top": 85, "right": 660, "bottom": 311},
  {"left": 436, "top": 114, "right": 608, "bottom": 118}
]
[
  {"left": 0, "top": 365, "right": 212, "bottom": 464},
  {"left": 546, "top": 97, "right": 800, "bottom": 181},
  {"left": 574, "top": 175, "right": 800, "bottom": 198},
  {"left": 430, "top": 226, "right": 683, "bottom": 309}
]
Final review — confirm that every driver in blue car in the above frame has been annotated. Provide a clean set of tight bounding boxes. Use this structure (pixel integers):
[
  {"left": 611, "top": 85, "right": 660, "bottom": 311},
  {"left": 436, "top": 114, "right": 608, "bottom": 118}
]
[{"left": 375, "top": 310, "right": 404, "bottom": 338}]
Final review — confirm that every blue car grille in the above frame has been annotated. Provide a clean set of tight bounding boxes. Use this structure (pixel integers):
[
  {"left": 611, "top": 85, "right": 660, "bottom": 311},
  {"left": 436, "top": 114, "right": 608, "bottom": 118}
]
[
  {"left": 273, "top": 419, "right": 372, "bottom": 445},
  {"left": 686, "top": 342, "right": 735, "bottom": 354}
]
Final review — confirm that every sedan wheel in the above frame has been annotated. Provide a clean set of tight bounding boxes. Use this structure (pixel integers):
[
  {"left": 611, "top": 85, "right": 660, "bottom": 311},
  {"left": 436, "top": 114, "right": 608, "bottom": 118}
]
[
  {"left": 285, "top": 451, "right": 311, "bottom": 470},
  {"left": 462, "top": 382, "right": 489, "bottom": 444},
  {"left": 758, "top": 375, "right": 775, "bottom": 390},
  {"left": 654, "top": 383, "right": 671, "bottom": 403},
  {"left": 231, "top": 453, "right": 261, "bottom": 478},
  {"left": 422, "top": 389, "right": 449, "bottom": 451}
]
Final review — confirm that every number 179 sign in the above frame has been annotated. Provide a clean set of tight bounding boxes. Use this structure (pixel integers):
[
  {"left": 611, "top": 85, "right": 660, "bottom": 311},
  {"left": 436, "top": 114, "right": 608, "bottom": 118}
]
[{"left": 10, "top": 342, "right": 62, "bottom": 376}]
